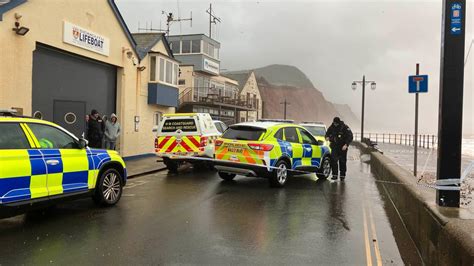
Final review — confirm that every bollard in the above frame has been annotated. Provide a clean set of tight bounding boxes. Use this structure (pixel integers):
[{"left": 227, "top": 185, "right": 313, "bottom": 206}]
[{"left": 389, "top": 134, "right": 391, "bottom": 144}]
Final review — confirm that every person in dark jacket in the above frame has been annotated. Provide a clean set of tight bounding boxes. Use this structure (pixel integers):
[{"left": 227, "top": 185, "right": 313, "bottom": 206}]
[
  {"left": 325, "top": 117, "right": 353, "bottom": 180},
  {"left": 87, "top": 110, "right": 103, "bottom": 148}
]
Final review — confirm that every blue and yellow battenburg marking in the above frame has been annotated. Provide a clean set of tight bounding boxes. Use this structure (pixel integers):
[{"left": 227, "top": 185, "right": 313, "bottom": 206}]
[{"left": 0, "top": 148, "right": 124, "bottom": 204}]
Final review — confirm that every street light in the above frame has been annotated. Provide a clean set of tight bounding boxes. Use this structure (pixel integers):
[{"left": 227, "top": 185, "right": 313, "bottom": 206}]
[{"left": 351, "top": 75, "right": 376, "bottom": 141}]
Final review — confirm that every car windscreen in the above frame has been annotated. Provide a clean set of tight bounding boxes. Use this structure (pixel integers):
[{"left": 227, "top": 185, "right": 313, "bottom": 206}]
[
  {"left": 222, "top": 126, "right": 266, "bottom": 141},
  {"left": 304, "top": 125, "right": 326, "bottom": 136},
  {"left": 161, "top": 118, "right": 197, "bottom": 133}
]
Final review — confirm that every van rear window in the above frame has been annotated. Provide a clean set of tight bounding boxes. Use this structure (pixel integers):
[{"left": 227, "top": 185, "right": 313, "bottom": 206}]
[
  {"left": 162, "top": 119, "right": 197, "bottom": 132},
  {"left": 222, "top": 126, "right": 265, "bottom": 141}
]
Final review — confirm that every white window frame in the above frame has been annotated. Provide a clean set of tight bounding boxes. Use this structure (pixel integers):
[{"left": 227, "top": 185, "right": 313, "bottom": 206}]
[{"left": 149, "top": 55, "right": 179, "bottom": 87}]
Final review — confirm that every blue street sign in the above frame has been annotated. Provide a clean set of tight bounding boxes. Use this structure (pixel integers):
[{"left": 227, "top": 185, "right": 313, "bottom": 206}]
[
  {"left": 450, "top": 2, "right": 462, "bottom": 35},
  {"left": 408, "top": 75, "right": 428, "bottom": 93}
]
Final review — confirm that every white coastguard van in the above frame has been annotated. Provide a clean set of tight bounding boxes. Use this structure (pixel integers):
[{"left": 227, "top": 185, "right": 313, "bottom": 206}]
[{"left": 154, "top": 113, "right": 221, "bottom": 172}]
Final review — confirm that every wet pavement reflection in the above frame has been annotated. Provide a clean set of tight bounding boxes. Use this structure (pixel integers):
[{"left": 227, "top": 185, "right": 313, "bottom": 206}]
[{"left": 0, "top": 149, "right": 422, "bottom": 265}]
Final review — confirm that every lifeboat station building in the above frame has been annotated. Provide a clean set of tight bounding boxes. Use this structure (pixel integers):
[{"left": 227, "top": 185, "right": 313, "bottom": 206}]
[{"left": 0, "top": 0, "right": 178, "bottom": 157}]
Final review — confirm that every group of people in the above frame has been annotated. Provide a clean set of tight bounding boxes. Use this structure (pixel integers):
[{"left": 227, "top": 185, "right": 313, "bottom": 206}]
[{"left": 85, "top": 109, "right": 121, "bottom": 150}]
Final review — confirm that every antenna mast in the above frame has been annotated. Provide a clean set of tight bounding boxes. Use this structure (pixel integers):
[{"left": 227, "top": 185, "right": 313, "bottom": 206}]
[
  {"left": 163, "top": 11, "right": 192, "bottom": 36},
  {"left": 206, "top": 3, "right": 221, "bottom": 39}
]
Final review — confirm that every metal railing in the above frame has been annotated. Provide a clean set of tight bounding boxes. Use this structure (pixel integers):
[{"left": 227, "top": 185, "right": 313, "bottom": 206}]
[
  {"left": 354, "top": 132, "right": 438, "bottom": 149},
  {"left": 178, "top": 87, "right": 258, "bottom": 109}
]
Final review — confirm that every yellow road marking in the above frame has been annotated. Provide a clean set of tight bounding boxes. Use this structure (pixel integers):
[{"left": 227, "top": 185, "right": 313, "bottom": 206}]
[
  {"left": 363, "top": 206, "right": 373, "bottom": 266},
  {"left": 368, "top": 207, "right": 383, "bottom": 266}
]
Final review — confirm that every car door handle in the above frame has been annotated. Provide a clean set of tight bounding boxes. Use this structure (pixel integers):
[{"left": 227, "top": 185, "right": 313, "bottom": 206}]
[
  {"left": 305, "top": 148, "right": 312, "bottom": 151},
  {"left": 46, "top": 159, "right": 59, "bottom": 166}
]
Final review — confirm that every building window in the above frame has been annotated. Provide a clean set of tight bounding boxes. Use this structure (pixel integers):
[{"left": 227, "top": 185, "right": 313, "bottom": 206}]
[
  {"left": 150, "top": 56, "right": 156, "bottom": 81},
  {"left": 159, "top": 58, "right": 165, "bottom": 82},
  {"left": 178, "top": 79, "right": 186, "bottom": 85},
  {"left": 191, "top": 40, "right": 201, "bottom": 53},
  {"left": 203, "top": 42, "right": 208, "bottom": 56},
  {"left": 182, "top": 40, "right": 191, "bottom": 53},
  {"left": 166, "top": 61, "right": 172, "bottom": 84},
  {"left": 207, "top": 43, "right": 214, "bottom": 57},
  {"left": 151, "top": 56, "right": 179, "bottom": 86},
  {"left": 170, "top": 41, "right": 180, "bottom": 54}
]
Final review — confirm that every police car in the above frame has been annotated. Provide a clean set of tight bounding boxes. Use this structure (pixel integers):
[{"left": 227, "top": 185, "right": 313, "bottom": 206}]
[
  {"left": 300, "top": 122, "right": 328, "bottom": 143},
  {"left": 214, "top": 122, "right": 332, "bottom": 187},
  {"left": 0, "top": 111, "right": 126, "bottom": 218}
]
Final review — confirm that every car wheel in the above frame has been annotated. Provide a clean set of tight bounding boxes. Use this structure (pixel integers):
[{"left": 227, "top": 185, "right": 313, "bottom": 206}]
[
  {"left": 218, "top": 172, "right": 236, "bottom": 181},
  {"left": 316, "top": 157, "right": 331, "bottom": 179},
  {"left": 93, "top": 168, "right": 123, "bottom": 206},
  {"left": 269, "top": 160, "right": 290, "bottom": 187},
  {"left": 164, "top": 158, "right": 179, "bottom": 173}
]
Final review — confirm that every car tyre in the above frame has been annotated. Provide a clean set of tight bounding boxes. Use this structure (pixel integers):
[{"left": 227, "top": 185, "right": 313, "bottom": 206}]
[
  {"left": 164, "top": 157, "right": 179, "bottom": 173},
  {"left": 269, "top": 160, "right": 290, "bottom": 187},
  {"left": 218, "top": 172, "right": 236, "bottom": 181},
  {"left": 316, "top": 157, "right": 331, "bottom": 179},
  {"left": 93, "top": 168, "right": 123, "bottom": 206}
]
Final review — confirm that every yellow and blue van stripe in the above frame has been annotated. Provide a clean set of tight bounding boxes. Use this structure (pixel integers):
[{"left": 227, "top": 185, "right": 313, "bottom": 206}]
[{"left": 0, "top": 148, "right": 123, "bottom": 204}]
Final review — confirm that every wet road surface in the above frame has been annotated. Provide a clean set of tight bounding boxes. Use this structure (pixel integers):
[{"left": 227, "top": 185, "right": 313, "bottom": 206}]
[{"left": 0, "top": 150, "right": 422, "bottom": 265}]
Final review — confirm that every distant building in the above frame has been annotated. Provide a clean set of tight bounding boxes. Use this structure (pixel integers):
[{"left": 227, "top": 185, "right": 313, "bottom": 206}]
[
  {"left": 223, "top": 71, "right": 262, "bottom": 122},
  {"left": 167, "top": 34, "right": 256, "bottom": 124}
]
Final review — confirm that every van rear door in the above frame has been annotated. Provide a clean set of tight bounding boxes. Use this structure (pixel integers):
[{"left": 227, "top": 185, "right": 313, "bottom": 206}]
[{"left": 155, "top": 116, "right": 202, "bottom": 156}]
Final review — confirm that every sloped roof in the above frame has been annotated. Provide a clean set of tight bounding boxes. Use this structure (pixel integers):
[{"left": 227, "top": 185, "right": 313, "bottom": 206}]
[
  {"left": 222, "top": 71, "right": 252, "bottom": 92},
  {"left": 132, "top": 32, "right": 174, "bottom": 60}
]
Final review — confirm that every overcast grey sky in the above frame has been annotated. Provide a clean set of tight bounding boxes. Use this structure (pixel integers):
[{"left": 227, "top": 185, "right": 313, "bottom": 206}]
[{"left": 117, "top": 0, "right": 473, "bottom": 134}]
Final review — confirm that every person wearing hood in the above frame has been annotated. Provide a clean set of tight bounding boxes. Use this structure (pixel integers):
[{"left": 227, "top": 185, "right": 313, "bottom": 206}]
[
  {"left": 104, "top": 113, "right": 120, "bottom": 150},
  {"left": 87, "top": 109, "right": 103, "bottom": 148},
  {"left": 325, "top": 117, "right": 353, "bottom": 180}
]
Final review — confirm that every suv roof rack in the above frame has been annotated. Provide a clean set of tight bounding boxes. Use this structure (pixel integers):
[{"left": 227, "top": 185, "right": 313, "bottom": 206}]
[
  {"left": 257, "top": 119, "right": 295, "bottom": 123},
  {"left": 301, "top": 121, "right": 325, "bottom": 124}
]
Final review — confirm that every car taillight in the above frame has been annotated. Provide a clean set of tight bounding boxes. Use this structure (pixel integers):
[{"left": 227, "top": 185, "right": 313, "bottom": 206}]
[
  {"left": 248, "top": 143, "right": 274, "bottom": 151},
  {"left": 215, "top": 139, "right": 224, "bottom": 147},
  {"left": 200, "top": 136, "right": 209, "bottom": 147}
]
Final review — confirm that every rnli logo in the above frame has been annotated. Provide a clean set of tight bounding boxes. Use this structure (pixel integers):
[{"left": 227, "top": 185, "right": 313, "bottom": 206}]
[{"left": 72, "top": 28, "right": 80, "bottom": 39}]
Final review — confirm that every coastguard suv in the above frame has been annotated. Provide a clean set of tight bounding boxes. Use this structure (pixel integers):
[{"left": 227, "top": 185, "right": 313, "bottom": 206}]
[
  {"left": 0, "top": 113, "right": 126, "bottom": 218},
  {"left": 214, "top": 122, "right": 332, "bottom": 187}
]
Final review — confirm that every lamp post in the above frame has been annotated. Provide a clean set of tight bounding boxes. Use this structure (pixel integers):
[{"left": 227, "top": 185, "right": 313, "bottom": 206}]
[{"left": 351, "top": 76, "right": 376, "bottom": 141}]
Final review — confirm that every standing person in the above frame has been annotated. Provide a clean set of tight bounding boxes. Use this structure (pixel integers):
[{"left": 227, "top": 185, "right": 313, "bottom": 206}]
[
  {"left": 83, "top": 114, "right": 90, "bottom": 138},
  {"left": 101, "top": 115, "right": 108, "bottom": 148},
  {"left": 87, "top": 110, "right": 103, "bottom": 148},
  {"left": 104, "top": 113, "right": 120, "bottom": 150},
  {"left": 325, "top": 117, "right": 353, "bottom": 180}
]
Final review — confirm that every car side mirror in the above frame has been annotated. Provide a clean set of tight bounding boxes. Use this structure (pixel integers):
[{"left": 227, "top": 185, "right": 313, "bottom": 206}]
[
  {"left": 78, "top": 138, "right": 88, "bottom": 149},
  {"left": 152, "top": 125, "right": 158, "bottom": 133}
]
